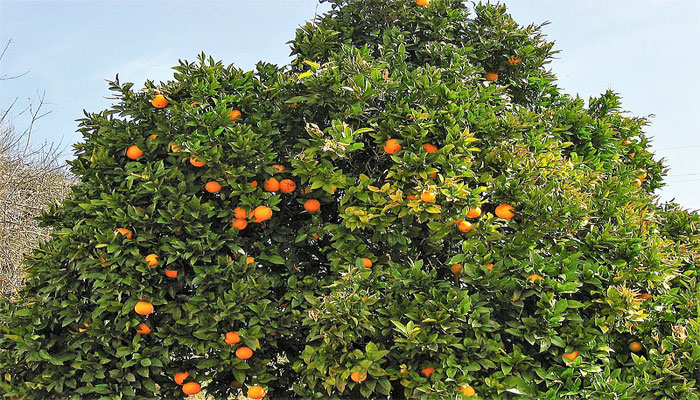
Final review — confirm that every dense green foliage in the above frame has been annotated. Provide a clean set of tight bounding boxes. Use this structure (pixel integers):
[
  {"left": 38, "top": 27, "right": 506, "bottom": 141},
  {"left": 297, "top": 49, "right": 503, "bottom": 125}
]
[{"left": 2, "top": 0, "right": 699, "bottom": 398}]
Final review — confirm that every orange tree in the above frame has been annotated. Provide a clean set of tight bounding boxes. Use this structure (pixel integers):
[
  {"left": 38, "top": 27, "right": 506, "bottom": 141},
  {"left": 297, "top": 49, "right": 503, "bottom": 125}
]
[{"left": 2, "top": 0, "right": 699, "bottom": 398}]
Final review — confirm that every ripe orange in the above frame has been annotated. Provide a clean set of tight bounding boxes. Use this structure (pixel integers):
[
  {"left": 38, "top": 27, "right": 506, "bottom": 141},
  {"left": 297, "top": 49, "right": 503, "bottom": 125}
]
[
  {"left": 182, "top": 382, "right": 201, "bottom": 395},
  {"left": 451, "top": 264, "right": 463, "bottom": 274},
  {"left": 233, "top": 207, "right": 248, "bottom": 219},
  {"left": 507, "top": 57, "right": 522, "bottom": 66},
  {"left": 126, "top": 145, "right": 143, "bottom": 160},
  {"left": 361, "top": 258, "right": 373, "bottom": 268},
  {"left": 136, "top": 322, "right": 151, "bottom": 335},
  {"left": 457, "top": 220, "right": 473, "bottom": 233},
  {"left": 420, "top": 191, "right": 436, "bottom": 202},
  {"left": 99, "top": 257, "right": 106, "bottom": 264},
  {"left": 145, "top": 254, "right": 159, "bottom": 267},
  {"left": 312, "top": 233, "right": 319, "bottom": 239},
  {"left": 484, "top": 72, "right": 499, "bottom": 82},
  {"left": 422, "top": 143, "right": 438, "bottom": 153},
  {"left": 304, "top": 199, "right": 321, "bottom": 213},
  {"left": 247, "top": 385, "right": 266, "bottom": 399},
  {"left": 246, "top": 257, "right": 255, "bottom": 264},
  {"left": 236, "top": 346, "right": 254, "bottom": 360},
  {"left": 190, "top": 157, "right": 206, "bottom": 167},
  {"left": 174, "top": 372, "right": 189, "bottom": 385},
  {"left": 429, "top": 171, "right": 437, "bottom": 179},
  {"left": 351, "top": 371, "right": 367, "bottom": 383},
  {"left": 264, "top": 177, "right": 280, "bottom": 192},
  {"left": 151, "top": 94, "right": 168, "bottom": 108},
  {"left": 384, "top": 138, "right": 402, "bottom": 155},
  {"left": 271, "top": 164, "right": 285, "bottom": 172},
  {"left": 116, "top": 228, "right": 133, "bottom": 239},
  {"left": 205, "top": 181, "right": 222, "bottom": 193},
  {"left": 225, "top": 331, "right": 241, "bottom": 345},
  {"left": 466, "top": 207, "right": 482, "bottom": 218},
  {"left": 495, "top": 204, "right": 515, "bottom": 219},
  {"left": 134, "top": 301, "right": 154, "bottom": 316},
  {"left": 149, "top": 134, "right": 158, "bottom": 140},
  {"left": 406, "top": 194, "right": 416, "bottom": 200},
  {"left": 165, "top": 269, "right": 178, "bottom": 278},
  {"left": 249, "top": 180, "right": 258, "bottom": 188},
  {"left": 228, "top": 109, "right": 242, "bottom": 121},
  {"left": 629, "top": 341, "right": 643, "bottom": 352},
  {"left": 633, "top": 178, "right": 642, "bottom": 187},
  {"left": 170, "top": 143, "right": 181, "bottom": 153},
  {"left": 279, "top": 179, "right": 296, "bottom": 193},
  {"left": 528, "top": 274, "right": 544, "bottom": 282},
  {"left": 485, "top": 263, "right": 494, "bottom": 271},
  {"left": 232, "top": 218, "right": 248, "bottom": 230},
  {"left": 458, "top": 385, "right": 476, "bottom": 397},
  {"left": 421, "top": 367, "right": 435, "bottom": 377},
  {"left": 637, "top": 293, "right": 653, "bottom": 300},
  {"left": 562, "top": 350, "right": 579, "bottom": 361},
  {"left": 416, "top": 0, "right": 430, "bottom": 5},
  {"left": 252, "top": 206, "right": 273, "bottom": 222},
  {"left": 637, "top": 170, "right": 647, "bottom": 180},
  {"left": 629, "top": 152, "right": 635, "bottom": 158}
]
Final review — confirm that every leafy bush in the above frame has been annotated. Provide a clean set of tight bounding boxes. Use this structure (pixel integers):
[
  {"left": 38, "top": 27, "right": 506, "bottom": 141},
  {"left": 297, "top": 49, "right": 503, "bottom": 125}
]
[{"left": 1, "top": 0, "right": 698, "bottom": 398}]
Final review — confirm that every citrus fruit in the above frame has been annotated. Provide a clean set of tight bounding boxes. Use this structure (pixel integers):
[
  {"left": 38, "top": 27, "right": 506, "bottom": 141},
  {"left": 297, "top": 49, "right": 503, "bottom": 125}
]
[
  {"left": 136, "top": 323, "right": 151, "bottom": 334},
  {"left": 134, "top": 301, "right": 154, "bottom": 316},
  {"left": 420, "top": 191, "right": 436, "bottom": 202},
  {"left": 116, "top": 228, "right": 132, "bottom": 239},
  {"left": 384, "top": 138, "right": 402, "bottom": 154},
  {"left": 225, "top": 331, "right": 241, "bottom": 345},
  {"left": 421, "top": 367, "right": 435, "bottom": 377},
  {"left": 170, "top": 143, "right": 181, "bottom": 153},
  {"left": 458, "top": 385, "right": 476, "bottom": 397},
  {"left": 451, "top": 264, "right": 462, "bottom": 274},
  {"left": 279, "top": 179, "right": 296, "bottom": 193},
  {"left": 165, "top": 269, "right": 178, "bottom": 278},
  {"left": 126, "top": 145, "right": 143, "bottom": 160},
  {"left": 271, "top": 164, "right": 285, "bottom": 172},
  {"left": 416, "top": 0, "right": 430, "bottom": 5},
  {"left": 174, "top": 372, "right": 189, "bottom": 385},
  {"left": 205, "top": 181, "right": 222, "bottom": 193},
  {"left": 485, "top": 72, "right": 499, "bottom": 81},
  {"left": 495, "top": 204, "right": 515, "bottom": 219},
  {"left": 145, "top": 254, "right": 159, "bottom": 267},
  {"left": 252, "top": 206, "right": 273, "bottom": 222},
  {"left": 304, "top": 199, "right": 321, "bottom": 213},
  {"left": 236, "top": 346, "right": 253, "bottom": 360},
  {"left": 422, "top": 143, "right": 438, "bottom": 153},
  {"left": 232, "top": 218, "right": 248, "bottom": 230},
  {"left": 233, "top": 207, "right": 247, "bottom": 219},
  {"left": 456, "top": 220, "right": 473, "bottom": 233},
  {"left": 528, "top": 274, "right": 544, "bottom": 282},
  {"left": 182, "top": 382, "right": 201, "bottom": 395},
  {"left": 629, "top": 341, "right": 643, "bottom": 352},
  {"left": 361, "top": 258, "right": 373, "bottom": 268},
  {"left": 228, "top": 109, "right": 242, "bottom": 121},
  {"left": 264, "top": 177, "right": 280, "bottom": 192},
  {"left": 466, "top": 207, "right": 481, "bottom": 218},
  {"left": 562, "top": 350, "right": 579, "bottom": 361},
  {"left": 190, "top": 157, "right": 206, "bottom": 167},
  {"left": 151, "top": 94, "right": 168, "bottom": 108},
  {"left": 247, "top": 385, "right": 266, "bottom": 399},
  {"left": 351, "top": 371, "right": 367, "bottom": 383}
]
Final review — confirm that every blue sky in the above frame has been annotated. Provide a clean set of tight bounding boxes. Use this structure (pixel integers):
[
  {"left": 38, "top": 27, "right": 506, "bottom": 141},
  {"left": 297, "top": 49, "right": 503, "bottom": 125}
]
[{"left": 1, "top": 0, "right": 699, "bottom": 210}]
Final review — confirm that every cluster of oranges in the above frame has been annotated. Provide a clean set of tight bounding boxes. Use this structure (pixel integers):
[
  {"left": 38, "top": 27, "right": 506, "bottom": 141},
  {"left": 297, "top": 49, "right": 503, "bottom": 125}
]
[{"left": 117, "top": 95, "right": 282, "bottom": 397}]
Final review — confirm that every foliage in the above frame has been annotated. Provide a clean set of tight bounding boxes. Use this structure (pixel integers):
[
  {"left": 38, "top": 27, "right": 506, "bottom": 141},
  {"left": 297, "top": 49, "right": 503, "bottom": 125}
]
[{"left": 1, "top": 0, "right": 698, "bottom": 398}]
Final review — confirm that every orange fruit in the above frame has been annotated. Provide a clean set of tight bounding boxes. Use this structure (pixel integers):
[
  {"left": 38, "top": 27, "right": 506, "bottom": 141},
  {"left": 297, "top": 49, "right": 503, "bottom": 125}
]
[
  {"left": 165, "top": 269, "right": 178, "bottom": 278},
  {"left": 637, "top": 170, "right": 647, "bottom": 180},
  {"left": 457, "top": 220, "right": 473, "bottom": 233},
  {"left": 246, "top": 257, "right": 255, "bottom": 264},
  {"left": 406, "top": 194, "right": 416, "bottom": 200},
  {"left": 271, "top": 164, "right": 285, "bottom": 172},
  {"left": 126, "top": 145, "right": 143, "bottom": 160},
  {"left": 629, "top": 152, "right": 635, "bottom": 158},
  {"left": 495, "top": 204, "right": 515, "bottom": 219},
  {"left": 562, "top": 350, "right": 579, "bottom": 361},
  {"left": 633, "top": 178, "right": 642, "bottom": 187},
  {"left": 99, "top": 257, "right": 106, "bottom": 264},
  {"left": 422, "top": 143, "right": 438, "bottom": 153},
  {"left": 190, "top": 157, "right": 206, "bottom": 167},
  {"left": 190, "top": 101, "right": 200, "bottom": 107},
  {"left": 182, "top": 382, "right": 201, "bottom": 395},
  {"left": 249, "top": 180, "right": 259, "bottom": 188},
  {"left": 233, "top": 207, "right": 248, "bottom": 220},
  {"left": 384, "top": 138, "right": 402, "bottom": 155},
  {"left": 420, "top": 191, "right": 436, "bottom": 202},
  {"left": 361, "top": 258, "right": 373, "bottom": 268},
  {"left": 484, "top": 72, "right": 499, "bottom": 82},
  {"left": 232, "top": 218, "right": 248, "bottom": 230},
  {"left": 145, "top": 254, "right": 159, "bottom": 267},
  {"left": 629, "top": 341, "right": 643, "bottom": 353},
  {"left": 451, "top": 264, "right": 462, "bottom": 274},
  {"left": 421, "top": 367, "right": 435, "bottom": 377},
  {"left": 264, "top": 177, "right": 280, "bottom": 192},
  {"left": 170, "top": 143, "right": 181, "bottom": 153},
  {"left": 304, "top": 199, "right": 321, "bottom": 213},
  {"left": 134, "top": 301, "right": 154, "bottom": 316},
  {"left": 279, "top": 179, "right": 296, "bottom": 193},
  {"left": 416, "top": 0, "right": 430, "bottom": 5},
  {"left": 225, "top": 331, "right": 241, "bottom": 345},
  {"left": 228, "top": 109, "right": 242, "bottom": 121},
  {"left": 528, "top": 274, "right": 544, "bottom": 282},
  {"left": 116, "top": 228, "right": 133, "bottom": 239},
  {"left": 149, "top": 134, "right": 158, "bottom": 140},
  {"left": 236, "top": 346, "right": 253, "bottom": 360},
  {"left": 205, "top": 181, "right": 222, "bottom": 193},
  {"left": 136, "top": 322, "right": 151, "bottom": 335},
  {"left": 485, "top": 263, "right": 494, "bottom": 271},
  {"left": 622, "top": 139, "right": 631, "bottom": 145},
  {"left": 312, "top": 233, "right": 320, "bottom": 239},
  {"left": 151, "top": 94, "right": 168, "bottom": 108},
  {"left": 466, "top": 207, "right": 482, "bottom": 218},
  {"left": 174, "top": 372, "right": 189, "bottom": 385},
  {"left": 458, "top": 385, "right": 476, "bottom": 397},
  {"left": 247, "top": 385, "right": 266, "bottom": 399},
  {"left": 637, "top": 293, "right": 653, "bottom": 300},
  {"left": 252, "top": 206, "right": 273, "bottom": 222},
  {"left": 507, "top": 57, "right": 522, "bottom": 66},
  {"left": 350, "top": 371, "right": 367, "bottom": 383}
]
